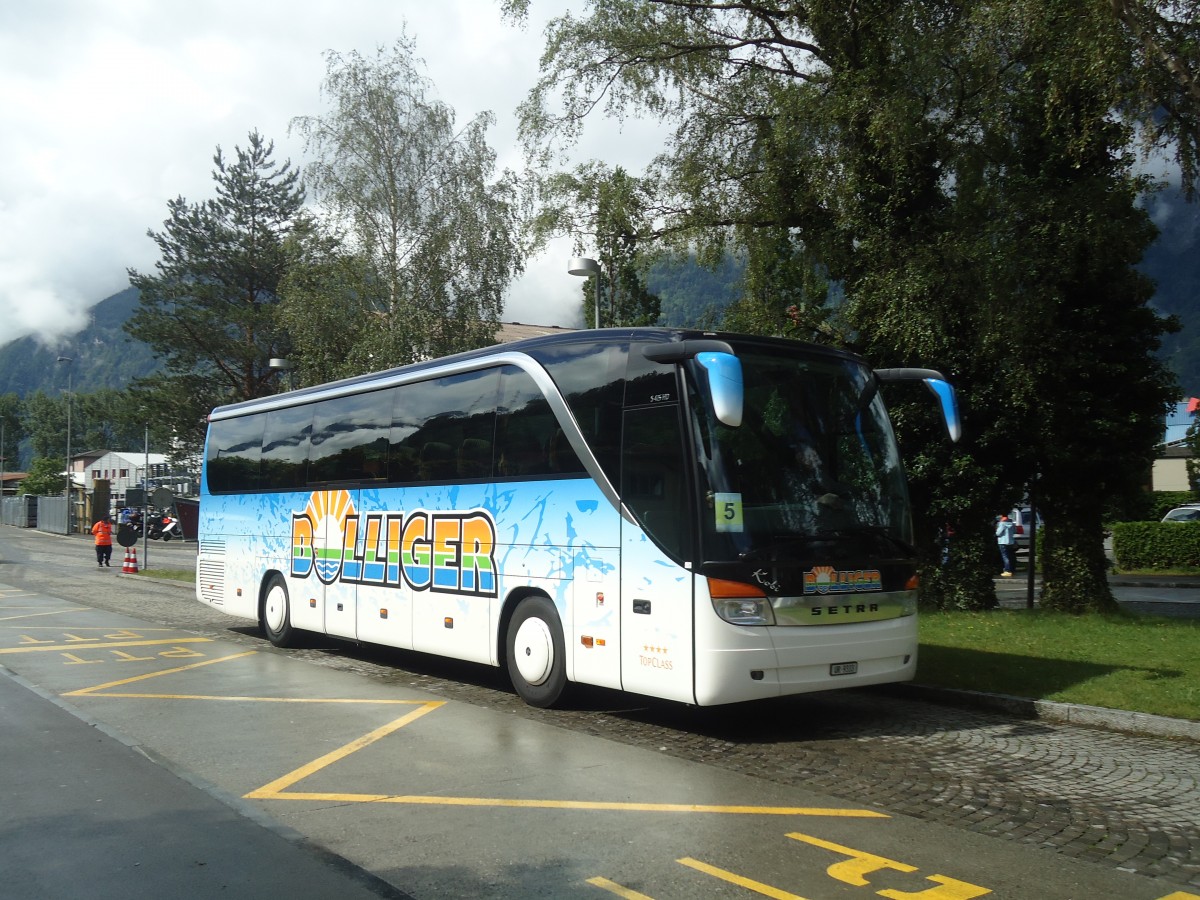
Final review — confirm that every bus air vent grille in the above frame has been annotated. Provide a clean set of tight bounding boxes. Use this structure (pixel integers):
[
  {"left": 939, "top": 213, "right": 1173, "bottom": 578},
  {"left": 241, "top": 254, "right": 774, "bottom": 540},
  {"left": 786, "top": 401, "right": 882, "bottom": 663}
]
[
  {"left": 199, "top": 539, "right": 226, "bottom": 555},
  {"left": 198, "top": 560, "right": 225, "bottom": 604}
]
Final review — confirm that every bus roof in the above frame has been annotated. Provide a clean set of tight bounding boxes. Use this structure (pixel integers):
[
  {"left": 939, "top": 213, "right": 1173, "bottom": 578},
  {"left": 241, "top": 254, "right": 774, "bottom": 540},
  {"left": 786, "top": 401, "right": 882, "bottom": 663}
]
[{"left": 209, "top": 327, "right": 867, "bottom": 419}]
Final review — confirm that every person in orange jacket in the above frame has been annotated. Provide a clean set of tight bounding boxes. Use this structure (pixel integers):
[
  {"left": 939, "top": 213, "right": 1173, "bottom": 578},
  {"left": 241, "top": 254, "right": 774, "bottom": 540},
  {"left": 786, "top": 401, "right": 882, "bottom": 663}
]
[{"left": 91, "top": 514, "right": 114, "bottom": 567}]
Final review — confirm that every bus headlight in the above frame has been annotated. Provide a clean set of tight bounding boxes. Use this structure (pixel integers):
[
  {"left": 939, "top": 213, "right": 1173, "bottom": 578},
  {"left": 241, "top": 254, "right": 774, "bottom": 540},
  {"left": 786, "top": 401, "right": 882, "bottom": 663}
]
[{"left": 708, "top": 578, "right": 776, "bottom": 626}]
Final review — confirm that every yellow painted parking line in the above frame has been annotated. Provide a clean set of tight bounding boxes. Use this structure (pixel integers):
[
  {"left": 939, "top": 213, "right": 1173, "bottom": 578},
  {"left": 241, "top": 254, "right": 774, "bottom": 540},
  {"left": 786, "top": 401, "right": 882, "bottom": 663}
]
[
  {"left": 0, "top": 608, "right": 93, "bottom": 622},
  {"left": 245, "top": 701, "right": 889, "bottom": 818},
  {"left": 246, "top": 702, "right": 446, "bottom": 798},
  {"left": 251, "top": 792, "right": 888, "bottom": 817},
  {"left": 64, "top": 650, "right": 257, "bottom": 695},
  {"left": 1157, "top": 893, "right": 1200, "bottom": 899},
  {"left": 585, "top": 876, "right": 656, "bottom": 899},
  {"left": 0, "top": 637, "right": 211, "bottom": 655},
  {"left": 40, "top": 630, "right": 889, "bottom": 825},
  {"left": 4, "top": 626, "right": 177, "bottom": 633},
  {"left": 678, "top": 857, "right": 808, "bottom": 899}
]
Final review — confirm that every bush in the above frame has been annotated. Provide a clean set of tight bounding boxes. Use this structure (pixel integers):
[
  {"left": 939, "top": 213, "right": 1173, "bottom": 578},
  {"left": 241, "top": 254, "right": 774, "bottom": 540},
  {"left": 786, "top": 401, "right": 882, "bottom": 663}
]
[
  {"left": 1145, "top": 491, "right": 1197, "bottom": 522},
  {"left": 1112, "top": 521, "right": 1200, "bottom": 569}
]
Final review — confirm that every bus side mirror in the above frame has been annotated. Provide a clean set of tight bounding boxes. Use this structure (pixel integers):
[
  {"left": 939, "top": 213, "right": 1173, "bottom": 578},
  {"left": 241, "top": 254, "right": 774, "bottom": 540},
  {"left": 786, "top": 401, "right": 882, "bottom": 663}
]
[
  {"left": 923, "top": 377, "right": 962, "bottom": 443},
  {"left": 875, "top": 368, "right": 962, "bottom": 443},
  {"left": 697, "top": 352, "right": 743, "bottom": 427}
]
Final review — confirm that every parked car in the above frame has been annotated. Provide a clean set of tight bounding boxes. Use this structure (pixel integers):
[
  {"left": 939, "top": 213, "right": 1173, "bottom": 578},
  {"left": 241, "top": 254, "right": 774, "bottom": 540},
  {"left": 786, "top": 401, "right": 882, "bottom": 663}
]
[
  {"left": 1011, "top": 506, "right": 1042, "bottom": 550},
  {"left": 1161, "top": 505, "right": 1200, "bottom": 523}
]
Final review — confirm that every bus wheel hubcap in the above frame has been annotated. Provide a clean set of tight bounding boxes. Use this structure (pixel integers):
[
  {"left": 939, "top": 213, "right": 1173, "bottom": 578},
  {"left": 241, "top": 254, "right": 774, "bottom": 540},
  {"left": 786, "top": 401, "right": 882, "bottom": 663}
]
[
  {"left": 265, "top": 589, "right": 285, "bottom": 631},
  {"left": 513, "top": 617, "right": 553, "bottom": 686}
]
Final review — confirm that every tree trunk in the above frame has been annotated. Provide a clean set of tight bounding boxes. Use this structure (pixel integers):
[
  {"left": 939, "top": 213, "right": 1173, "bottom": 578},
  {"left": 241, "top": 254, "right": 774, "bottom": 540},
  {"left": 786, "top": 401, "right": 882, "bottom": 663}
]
[
  {"left": 920, "top": 521, "right": 999, "bottom": 611},
  {"left": 1039, "top": 516, "right": 1118, "bottom": 614}
]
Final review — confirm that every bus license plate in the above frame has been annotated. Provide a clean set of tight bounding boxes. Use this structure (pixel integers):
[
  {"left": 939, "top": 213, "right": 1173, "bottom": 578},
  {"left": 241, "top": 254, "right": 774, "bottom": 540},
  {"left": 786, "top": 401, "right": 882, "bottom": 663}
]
[{"left": 830, "top": 661, "right": 858, "bottom": 676}]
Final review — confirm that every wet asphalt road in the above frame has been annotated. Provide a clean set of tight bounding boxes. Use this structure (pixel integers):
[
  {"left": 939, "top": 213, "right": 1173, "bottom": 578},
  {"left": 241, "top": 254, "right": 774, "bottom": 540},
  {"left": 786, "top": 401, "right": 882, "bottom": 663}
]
[{"left": 1, "top": 526, "right": 1197, "bottom": 895}]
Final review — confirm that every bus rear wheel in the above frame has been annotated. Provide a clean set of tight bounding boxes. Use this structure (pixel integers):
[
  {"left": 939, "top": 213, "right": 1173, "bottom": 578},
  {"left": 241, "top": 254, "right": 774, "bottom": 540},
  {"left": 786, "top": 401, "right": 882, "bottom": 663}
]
[
  {"left": 506, "top": 595, "right": 567, "bottom": 708},
  {"left": 261, "top": 574, "right": 298, "bottom": 648}
]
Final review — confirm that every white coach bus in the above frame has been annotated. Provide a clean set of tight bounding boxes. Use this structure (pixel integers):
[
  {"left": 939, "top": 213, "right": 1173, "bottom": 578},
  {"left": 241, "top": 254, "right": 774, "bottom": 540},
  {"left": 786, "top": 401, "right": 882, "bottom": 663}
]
[{"left": 195, "top": 328, "right": 959, "bottom": 707}]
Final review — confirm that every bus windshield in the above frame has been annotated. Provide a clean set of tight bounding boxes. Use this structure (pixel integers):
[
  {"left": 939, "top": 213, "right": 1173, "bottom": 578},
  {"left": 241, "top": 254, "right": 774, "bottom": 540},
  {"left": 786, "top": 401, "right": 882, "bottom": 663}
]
[{"left": 691, "top": 347, "right": 913, "bottom": 563}]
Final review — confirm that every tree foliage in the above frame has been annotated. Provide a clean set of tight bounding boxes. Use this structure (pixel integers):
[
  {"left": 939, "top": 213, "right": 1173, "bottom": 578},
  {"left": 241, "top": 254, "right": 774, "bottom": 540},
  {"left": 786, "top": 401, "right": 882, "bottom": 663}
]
[
  {"left": 286, "top": 39, "right": 524, "bottom": 372},
  {"left": 18, "top": 456, "right": 65, "bottom": 496},
  {"left": 508, "top": 0, "right": 1195, "bottom": 612},
  {"left": 126, "top": 131, "right": 307, "bottom": 453},
  {"left": 0, "top": 393, "right": 23, "bottom": 472},
  {"left": 536, "top": 163, "right": 662, "bottom": 327}
]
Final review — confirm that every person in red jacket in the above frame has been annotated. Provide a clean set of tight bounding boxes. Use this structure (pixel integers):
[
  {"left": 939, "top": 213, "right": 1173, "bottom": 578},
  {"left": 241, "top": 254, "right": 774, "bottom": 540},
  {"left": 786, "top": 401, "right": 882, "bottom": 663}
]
[{"left": 91, "top": 514, "right": 114, "bottom": 567}]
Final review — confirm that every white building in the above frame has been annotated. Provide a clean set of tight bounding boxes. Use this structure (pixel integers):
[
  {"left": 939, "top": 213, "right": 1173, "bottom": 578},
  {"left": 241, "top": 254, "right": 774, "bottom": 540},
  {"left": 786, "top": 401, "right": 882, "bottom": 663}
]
[{"left": 87, "top": 451, "right": 170, "bottom": 504}]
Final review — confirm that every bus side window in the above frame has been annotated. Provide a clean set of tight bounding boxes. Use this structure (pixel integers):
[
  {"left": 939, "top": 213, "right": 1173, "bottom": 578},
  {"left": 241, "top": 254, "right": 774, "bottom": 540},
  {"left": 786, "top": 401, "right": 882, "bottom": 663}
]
[
  {"left": 495, "top": 366, "right": 582, "bottom": 478},
  {"left": 391, "top": 369, "right": 499, "bottom": 484},
  {"left": 529, "top": 342, "right": 626, "bottom": 486},
  {"left": 261, "top": 405, "right": 313, "bottom": 490},
  {"left": 206, "top": 413, "right": 266, "bottom": 493},
  {"left": 309, "top": 389, "right": 393, "bottom": 485}
]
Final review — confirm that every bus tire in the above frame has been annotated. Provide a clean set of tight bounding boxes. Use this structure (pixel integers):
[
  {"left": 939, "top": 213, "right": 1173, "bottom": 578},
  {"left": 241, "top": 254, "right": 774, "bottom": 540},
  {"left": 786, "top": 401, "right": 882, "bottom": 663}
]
[
  {"left": 506, "top": 595, "right": 567, "bottom": 708},
  {"left": 261, "top": 574, "right": 298, "bottom": 648}
]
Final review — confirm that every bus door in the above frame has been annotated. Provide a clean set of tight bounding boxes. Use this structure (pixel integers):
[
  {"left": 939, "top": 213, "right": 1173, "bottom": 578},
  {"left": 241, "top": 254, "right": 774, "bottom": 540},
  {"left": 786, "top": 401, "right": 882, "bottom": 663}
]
[
  {"left": 619, "top": 404, "right": 696, "bottom": 704},
  {"left": 318, "top": 487, "right": 359, "bottom": 641}
]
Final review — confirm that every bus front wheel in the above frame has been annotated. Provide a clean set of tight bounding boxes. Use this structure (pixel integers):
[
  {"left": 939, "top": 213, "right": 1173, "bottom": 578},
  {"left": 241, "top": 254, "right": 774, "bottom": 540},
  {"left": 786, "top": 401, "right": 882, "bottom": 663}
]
[
  {"left": 506, "top": 595, "right": 567, "bottom": 708},
  {"left": 261, "top": 574, "right": 297, "bottom": 648}
]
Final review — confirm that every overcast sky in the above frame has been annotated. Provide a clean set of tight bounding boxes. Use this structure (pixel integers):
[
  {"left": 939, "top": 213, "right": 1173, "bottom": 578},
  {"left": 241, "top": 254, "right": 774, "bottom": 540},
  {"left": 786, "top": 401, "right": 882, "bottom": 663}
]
[{"left": 0, "top": 1, "right": 663, "bottom": 349}]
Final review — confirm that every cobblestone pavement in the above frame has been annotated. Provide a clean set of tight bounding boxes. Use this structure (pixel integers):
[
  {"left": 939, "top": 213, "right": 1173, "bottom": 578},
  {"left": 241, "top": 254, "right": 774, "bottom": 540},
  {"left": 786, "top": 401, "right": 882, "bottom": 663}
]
[{"left": 3, "top": 530, "right": 1198, "bottom": 892}]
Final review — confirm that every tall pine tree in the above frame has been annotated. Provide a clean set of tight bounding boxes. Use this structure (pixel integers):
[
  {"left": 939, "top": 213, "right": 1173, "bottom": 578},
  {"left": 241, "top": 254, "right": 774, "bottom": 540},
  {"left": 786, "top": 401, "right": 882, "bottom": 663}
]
[{"left": 126, "top": 131, "right": 307, "bottom": 457}]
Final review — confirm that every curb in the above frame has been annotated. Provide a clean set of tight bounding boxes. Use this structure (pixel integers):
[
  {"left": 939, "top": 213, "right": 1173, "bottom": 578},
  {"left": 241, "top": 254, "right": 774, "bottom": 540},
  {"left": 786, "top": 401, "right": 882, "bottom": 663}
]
[{"left": 882, "top": 683, "right": 1200, "bottom": 743}]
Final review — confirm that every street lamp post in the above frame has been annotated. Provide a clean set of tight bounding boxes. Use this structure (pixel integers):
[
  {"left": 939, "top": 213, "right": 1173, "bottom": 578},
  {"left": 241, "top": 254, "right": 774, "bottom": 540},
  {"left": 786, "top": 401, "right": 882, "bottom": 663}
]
[
  {"left": 269, "top": 357, "right": 296, "bottom": 391},
  {"left": 568, "top": 257, "right": 602, "bottom": 329}
]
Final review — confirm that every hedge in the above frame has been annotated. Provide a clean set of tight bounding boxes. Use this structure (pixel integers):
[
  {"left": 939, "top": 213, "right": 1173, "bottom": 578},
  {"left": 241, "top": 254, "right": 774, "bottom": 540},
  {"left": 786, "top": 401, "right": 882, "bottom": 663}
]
[{"left": 1112, "top": 521, "right": 1200, "bottom": 569}]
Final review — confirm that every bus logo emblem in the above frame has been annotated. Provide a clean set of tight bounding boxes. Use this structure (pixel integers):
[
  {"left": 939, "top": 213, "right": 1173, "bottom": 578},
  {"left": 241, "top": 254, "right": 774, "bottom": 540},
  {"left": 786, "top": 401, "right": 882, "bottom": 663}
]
[
  {"left": 290, "top": 490, "right": 497, "bottom": 597},
  {"left": 803, "top": 565, "right": 882, "bottom": 595}
]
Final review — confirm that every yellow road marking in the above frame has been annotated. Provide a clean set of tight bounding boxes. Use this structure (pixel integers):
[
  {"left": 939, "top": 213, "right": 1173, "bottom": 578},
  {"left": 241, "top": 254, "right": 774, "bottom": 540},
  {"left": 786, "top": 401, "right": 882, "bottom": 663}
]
[
  {"left": 0, "top": 637, "right": 210, "bottom": 655},
  {"left": 40, "top": 629, "right": 891, "bottom": 825},
  {"left": 245, "top": 701, "right": 888, "bottom": 818},
  {"left": 254, "top": 790, "right": 887, "bottom": 817},
  {"left": 246, "top": 702, "right": 446, "bottom": 797},
  {"left": 586, "top": 876, "right": 656, "bottom": 899},
  {"left": 788, "top": 831, "right": 916, "bottom": 885},
  {"left": 678, "top": 857, "right": 808, "bottom": 899},
  {"left": 0, "top": 608, "right": 93, "bottom": 622},
  {"left": 64, "top": 650, "right": 256, "bottom": 695},
  {"left": 87, "top": 692, "right": 438, "bottom": 703},
  {"left": 7, "top": 626, "right": 176, "bottom": 633},
  {"left": 788, "top": 833, "right": 990, "bottom": 898},
  {"left": 878, "top": 874, "right": 991, "bottom": 898}
]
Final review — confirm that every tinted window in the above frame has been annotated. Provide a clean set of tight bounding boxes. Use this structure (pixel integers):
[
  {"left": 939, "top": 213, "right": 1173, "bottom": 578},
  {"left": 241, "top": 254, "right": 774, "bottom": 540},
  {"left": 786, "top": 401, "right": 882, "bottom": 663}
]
[
  {"left": 260, "top": 405, "right": 313, "bottom": 490},
  {"left": 625, "top": 344, "right": 679, "bottom": 407},
  {"left": 390, "top": 369, "right": 500, "bottom": 483},
  {"left": 623, "top": 404, "right": 689, "bottom": 560},
  {"left": 495, "top": 366, "right": 584, "bottom": 478},
  {"left": 529, "top": 342, "right": 626, "bottom": 485},
  {"left": 206, "top": 414, "right": 266, "bottom": 493},
  {"left": 309, "top": 389, "right": 393, "bottom": 484}
]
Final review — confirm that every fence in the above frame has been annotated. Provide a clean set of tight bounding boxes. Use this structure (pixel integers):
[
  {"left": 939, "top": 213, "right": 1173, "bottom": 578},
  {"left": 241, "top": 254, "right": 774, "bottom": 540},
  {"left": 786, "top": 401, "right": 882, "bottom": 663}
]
[
  {"left": 1, "top": 495, "right": 37, "bottom": 527},
  {"left": 35, "top": 496, "right": 70, "bottom": 535}
]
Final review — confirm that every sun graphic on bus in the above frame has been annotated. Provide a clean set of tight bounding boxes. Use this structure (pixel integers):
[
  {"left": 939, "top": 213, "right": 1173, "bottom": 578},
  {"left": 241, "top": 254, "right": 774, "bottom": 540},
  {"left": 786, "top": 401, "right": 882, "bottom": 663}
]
[{"left": 305, "top": 489, "right": 355, "bottom": 582}]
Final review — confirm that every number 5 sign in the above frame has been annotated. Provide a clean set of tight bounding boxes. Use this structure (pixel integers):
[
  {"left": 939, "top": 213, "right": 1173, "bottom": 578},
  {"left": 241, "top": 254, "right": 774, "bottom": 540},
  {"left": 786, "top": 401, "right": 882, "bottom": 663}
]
[{"left": 713, "top": 493, "right": 744, "bottom": 533}]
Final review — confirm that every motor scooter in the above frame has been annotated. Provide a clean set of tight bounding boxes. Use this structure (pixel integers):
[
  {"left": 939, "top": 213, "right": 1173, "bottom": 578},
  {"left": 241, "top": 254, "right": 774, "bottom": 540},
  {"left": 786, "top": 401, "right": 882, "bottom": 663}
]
[{"left": 148, "top": 514, "right": 181, "bottom": 541}]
